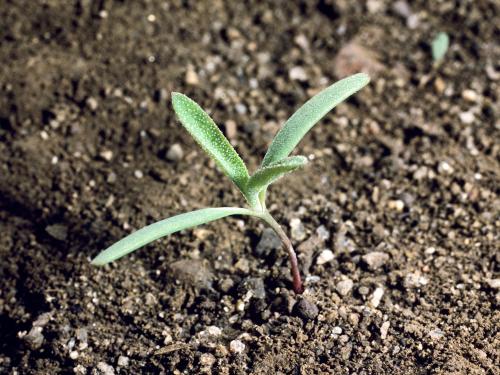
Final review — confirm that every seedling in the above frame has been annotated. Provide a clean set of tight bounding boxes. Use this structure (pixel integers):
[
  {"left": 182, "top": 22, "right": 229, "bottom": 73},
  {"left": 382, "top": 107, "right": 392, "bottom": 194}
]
[
  {"left": 431, "top": 32, "right": 449, "bottom": 62},
  {"left": 91, "top": 73, "right": 370, "bottom": 294}
]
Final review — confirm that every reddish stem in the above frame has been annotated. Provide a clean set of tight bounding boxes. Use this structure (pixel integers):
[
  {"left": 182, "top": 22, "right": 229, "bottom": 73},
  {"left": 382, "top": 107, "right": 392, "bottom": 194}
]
[{"left": 261, "top": 213, "right": 304, "bottom": 294}]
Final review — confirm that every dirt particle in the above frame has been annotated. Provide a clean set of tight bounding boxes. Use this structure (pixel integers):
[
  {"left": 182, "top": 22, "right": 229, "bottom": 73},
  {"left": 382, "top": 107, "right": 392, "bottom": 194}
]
[
  {"left": 96, "top": 362, "right": 115, "bottom": 375},
  {"left": 255, "top": 228, "right": 282, "bottom": 257},
  {"left": 428, "top": 328, "right": 445, "bottom": 341},
  {"left": 289, "top": 66, "right": 308, "bottom": 81},
  {"left": 362, "top": 251, "right": 389, "bottom": 270},
  {"left": 86, "top": 97, "right": 98, "bottom": 111},
  {"left": 380, "top": 321, "right": 390, "bottom": 339},
  {"left": 486, "top": 278, "right": 500, "bottom": 289},
  {"left": 224, "top": 120, "right": 237, "bottom": 140},
  {"left": 185, "top": 68, "right": 199, "bottom": 86},
  {"left": 293, "top": 298, "right": 319, "bottom": 320},
  {"left": 333, "top": 40, "right": 385, "bottom": 78},
  {"left": 134, "top": 170, "right": 143, "bottom": 179},
  {"left": 316, "top": 249, "right": 334, "bottom": 265},
  {"left": 21, "top": 326, "right": 44, "bottom": 350},
  {"left": 229, "top": 339, "right": 245, "bottom": 354},
  {"left": 169, "top": 259, "right": 213, "bottom": 289},
  {"left": 69, "top": 351, "right": 79, "bottom": 360},
  {"left": 166, "top": 143, "right": 184, "bottom": 162},
  {"left": 199, "top": 353, "right": 216, "bottom": 367},
  {"left": 99, "top": 150, "right": 113, "bottom": 162},
  {"left": 369, "top": 287, "right": 385, "bottom": 308},
  {"left": 290, "top": 218, "right": 306, "bottom": 241},
  {"left": 336, "top": 279, "right": 354, "bottom": 296},
  {"left": 117, "top": 356, "right": 130, "bottom": 367},
  {"left": 45, "top": 224, "right": 68, "bottom": 241}
]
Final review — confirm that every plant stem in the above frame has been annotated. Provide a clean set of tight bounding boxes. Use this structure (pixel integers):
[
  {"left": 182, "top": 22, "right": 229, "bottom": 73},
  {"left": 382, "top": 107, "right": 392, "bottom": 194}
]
[{"left": 260, "top": 212, "right": 304, "bottom": 294}]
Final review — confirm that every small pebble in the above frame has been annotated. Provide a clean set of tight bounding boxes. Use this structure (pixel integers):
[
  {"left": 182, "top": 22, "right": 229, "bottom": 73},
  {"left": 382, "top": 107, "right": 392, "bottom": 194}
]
[
  {"left": 117, "top": 356, "right": 130, "bottom": 367},
  {"left": 336, "top": 279, "right": 354, "bottom": 296},
  {"left": 96, "top": 362, "right": 115, "bottom": 375},
  {"left": 387, "top": 200, "right": 405, "bottom": 212},
  {"left": 461, "top": 89, "right": 478, "bottom": 102},
  {"left": 316, "top": 249, "right": 334, "bottom": 265},
  {"left": 428, "top": 328, "right": 445, "bottom": 340},
  {"left": 86, "top": 97, "right": 98, "bottom": 111},
  {"left": 166, "top": 143, "right": 184, "bottom": 161},
  {"left": 294, "top": 298, "right": 319, "bottom": 320},
  {"left": 225, "top": 120, "right": 237, "bottom": 139},
  {"left": 22, "top": 326, "right": 44, "bottom": 350},
  {"left": 289, "top": 66, "right": 308, "bottom": 81},
  {"left": 316, "top": 225, "right": 330, "bottom": 241},
  {"left": 185, "top": 68, "right": 199, "bottom": 85},
  {"left": 290, "top": 218, "right": 306, "bottom": 241},
  {"left": 404, "top": 272, "right": 429, "bottom": 288},
  {"left": 459, "top": 111, "right": 475, "bottom": 125},
  {"left": 332, "top": 326, "right": 343, "bottom": 335},
  {"left": 200, "top": 353, "right": 216, "bottom": 367},
  {"left": 486, "top": 279, "right": 500, "bottom": 289},
  {"left": 437, "top": 161, "right": 454, "bottom": 175},
  {"left": 69, "top": 351, "right": 79, "bottom": 360},
  {"left": 206, "top": 326, "right": 222, "bottom": 336},
  {"left": 99, "top": 150, "right": 113, "bottom": 162},
  {"left": 235, "top": 103, "right": 247, "bottom": 115},
  {"left": 255, "top": 228, "right": 282, "bottom": 257},
  {"left": 362, "top": 251, "right": 389, "bottom": 270},
  {"left": 369, "top": 287, "right": 385, "bottom": 308},
  {"left": 134, "top": 170, "right": 143, "bottom": 179},
  {"left": 380, "top": 321, "right": 390, "bottom": 339},
  {"left": 229, "top": 339, "right": 245, "bottom": 354},
  {"left": 45, "top": 224, "right": 68, "bottom": 241}
]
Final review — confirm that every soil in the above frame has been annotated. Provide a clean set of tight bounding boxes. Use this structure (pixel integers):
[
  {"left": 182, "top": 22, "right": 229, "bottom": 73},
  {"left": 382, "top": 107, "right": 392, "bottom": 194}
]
[{"left": 1, "top": 1, "right": 499, "bottom": 374}]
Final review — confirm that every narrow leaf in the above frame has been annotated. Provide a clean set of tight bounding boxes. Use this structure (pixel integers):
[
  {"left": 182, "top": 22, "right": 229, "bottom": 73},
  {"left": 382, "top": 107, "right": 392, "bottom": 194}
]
[
  {"left": 431, "top": 32, "right": 449, "bottom": 62},
  {"left": 91, "top": 207, "right": 257, "bottom": 265},
  {"left": 262, "top": 73, "right": 370, "bottom": 167},
  {"left": 246, "top": 156, "right": 308, "bottom": 207},
  {"left": 172, "top": 93, "right": 249, "bottom": 190}
]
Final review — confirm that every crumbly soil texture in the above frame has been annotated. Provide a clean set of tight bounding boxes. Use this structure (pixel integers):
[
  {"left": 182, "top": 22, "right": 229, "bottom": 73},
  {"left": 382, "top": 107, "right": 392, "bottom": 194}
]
[{"left": 1, "top": 1, "right": 499, "bottom": 374}]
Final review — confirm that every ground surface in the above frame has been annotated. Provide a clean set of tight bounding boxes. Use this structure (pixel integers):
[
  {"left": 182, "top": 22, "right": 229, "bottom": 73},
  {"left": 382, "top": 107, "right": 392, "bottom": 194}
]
[{"left": 0, "top": 1, "right": 499, "bottom": 374}]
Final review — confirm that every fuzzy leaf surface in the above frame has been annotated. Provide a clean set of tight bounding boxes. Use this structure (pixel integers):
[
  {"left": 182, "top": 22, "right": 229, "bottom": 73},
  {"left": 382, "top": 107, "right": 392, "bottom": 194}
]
[
  {"left": 262, "top": 73, "right": 370, "bottom": 167},
  {"left": 246, "top": 156, "right": 308, "bottom": 207},
  {"left": 172, "top": 93, "right": 249, "bottom": 189},
  {"left": 91, "top": 207, "right": 257, "bottom": 265}
]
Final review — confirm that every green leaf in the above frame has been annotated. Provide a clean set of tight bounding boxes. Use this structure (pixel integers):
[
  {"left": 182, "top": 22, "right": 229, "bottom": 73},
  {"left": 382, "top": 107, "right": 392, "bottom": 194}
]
[
  {"left": 261, "top": 73, "right": 370, "bottom": 167},
  {"left": 172, "top": 93, "right": 249, "bottom": 190},
  {"left": 91, "top": 207, "right": 258, "bottom": 265},
  {"left": 245, "top": 156, "right": 308, "bottom": 208},
  {"left": 431, "top": 32, "right": 449, "bottom": 62}
]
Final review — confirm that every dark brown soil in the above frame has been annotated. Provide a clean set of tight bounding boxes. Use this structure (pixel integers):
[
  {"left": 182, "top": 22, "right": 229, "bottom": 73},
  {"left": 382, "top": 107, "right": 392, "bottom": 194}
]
[{"left": 1, "top": 1, "right": 499, "bottom": 374}]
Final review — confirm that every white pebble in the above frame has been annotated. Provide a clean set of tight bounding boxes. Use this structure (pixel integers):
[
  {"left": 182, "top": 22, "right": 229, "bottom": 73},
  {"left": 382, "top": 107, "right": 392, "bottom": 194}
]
[
  {"left": 332, "top": 326, "right": 342, "bottom": 335},
  {"left": 99, "top": 150, "right": 113, "bottom": 162},
  {"left": 206, "top": 326, "right": 222, "bottom": 336},
  {"left": 134, "top": 170, "right": 143, "bottom": 179},
  {"left": 438, "top": 161, "right": 454, "bottom": 175},
  {"left": 229, "top": 339, "right": 245, "bottom": 354},
  {"left": 369, "top": 287, "right": 384, "bottom": 308},
  {"left": 117, "top": 355, "right": 130, "bottom": 367},
  {"left": 459, "top": 111, "right": 475, "bottom": 124},
  {"left": 69, "top": 351, "right": 79, "bottom": 360},
  {"left": 316, "top": 249, "right": 334, "bottom": 265},
  {"left": 380, "top": 321, "right": 390, "bottom": 339},
  {"left": 289, "top": 66, "right": 308, "bottom": 81}
]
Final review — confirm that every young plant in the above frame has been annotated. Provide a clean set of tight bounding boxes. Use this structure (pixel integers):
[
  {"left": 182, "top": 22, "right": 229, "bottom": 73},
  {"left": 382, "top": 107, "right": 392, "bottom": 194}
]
[
  {"left": 431, "top": 32, "right": 449, "bottom": 62},
  {"left": 91, "top": 73, "right": 370, "bottom": 294}
]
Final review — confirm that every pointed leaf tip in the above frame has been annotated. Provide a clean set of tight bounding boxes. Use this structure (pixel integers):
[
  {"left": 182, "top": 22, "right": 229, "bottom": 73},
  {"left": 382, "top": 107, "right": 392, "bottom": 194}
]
[
  {"left": 171, "top": 93, "right": 249, "bottom": 190},
  {"left": 262, "top": 73, "right": 370, "bottom": 167},
  {"left": 91, "top": 207, "right": 258, "bottom": 265}
]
